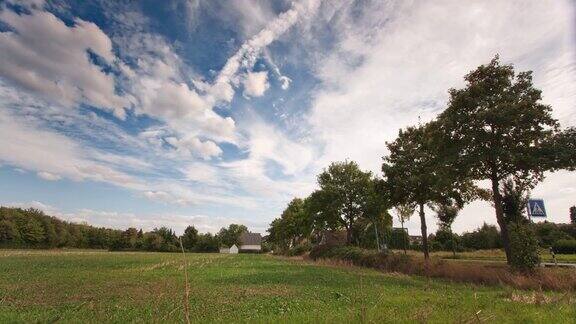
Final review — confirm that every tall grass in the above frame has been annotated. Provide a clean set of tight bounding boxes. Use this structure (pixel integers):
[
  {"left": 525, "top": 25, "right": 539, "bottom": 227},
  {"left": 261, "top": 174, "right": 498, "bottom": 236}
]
[
  {"left": 179, "top": 239, "right": 191, "bottom": 324},
  {"left": 309, "top": 245, "right": 576, "bottom": 291}
]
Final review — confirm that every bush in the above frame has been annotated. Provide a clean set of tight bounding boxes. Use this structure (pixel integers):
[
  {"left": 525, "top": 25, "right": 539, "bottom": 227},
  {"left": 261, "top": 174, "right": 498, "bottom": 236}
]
[
  {"left": 461, "top": 223, "right": 502, "bottom": 250},
  {"left": 508, "top": 223, "right": 540, "bottom": 272},
  {"left": 287, "top": 242, "right": 312, "bottom": 256},
  {"left": 532, "top": 222, "right": 572, "bottom": 247},
  {"left": 308, "top": 244, "right": 576, "bottom": 291},
  {"left": 552, "top": 239, "right": 576, "bottom": 254}
]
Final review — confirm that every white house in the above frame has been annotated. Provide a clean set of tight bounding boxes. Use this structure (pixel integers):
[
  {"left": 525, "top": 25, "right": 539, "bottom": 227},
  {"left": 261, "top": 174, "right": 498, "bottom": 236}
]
[
  {"left": 219, "top": 244, "right": 238, "bottom": 254},
  {"left": 219, "top": 232, "right": 262, "bottom": 253},
  {"left": 239, "top": 232, "right": 262, "bottom": 252}
]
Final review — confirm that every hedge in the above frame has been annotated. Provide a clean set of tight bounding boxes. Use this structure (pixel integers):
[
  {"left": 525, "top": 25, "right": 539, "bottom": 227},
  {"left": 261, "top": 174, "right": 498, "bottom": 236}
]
[{"left": 552, "top": 239, "right": 576, "bottom": 254}]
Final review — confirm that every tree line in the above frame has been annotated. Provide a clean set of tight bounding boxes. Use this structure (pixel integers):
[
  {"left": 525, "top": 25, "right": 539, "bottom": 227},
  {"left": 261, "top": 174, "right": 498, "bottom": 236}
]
[
  {"left": 268, "top": 56, "right": 576, "bottom": 270},
  {"left": 0, "top": 207, "right": 252, "bottom": 253}
]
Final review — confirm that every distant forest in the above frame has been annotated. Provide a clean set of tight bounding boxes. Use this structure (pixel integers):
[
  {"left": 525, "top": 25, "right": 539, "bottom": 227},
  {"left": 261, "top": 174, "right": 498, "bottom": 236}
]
[
  {"left": 1, "top": 206, "right": 575, "bottom": 254},
  {"left": 0, "top": 207, "right": 249, "bottom": 252}
]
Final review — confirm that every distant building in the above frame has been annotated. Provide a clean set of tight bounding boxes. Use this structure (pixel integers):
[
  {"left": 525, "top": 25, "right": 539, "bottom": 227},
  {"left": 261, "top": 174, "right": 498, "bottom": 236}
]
[
  {"left": 409, "top": 235, "right": 422, "bottom": 245},
  {"left": 319, "top": 230, "right": 347, "bottom": 246},
  {"left": 219, "top": 244, "right": 238, "bottom": 254},
  {"left": 220, "top": 232, "right": 262, "bottom": 253},
  {"left": 239, "top": 232, "right": 262, "bottom": 252}
]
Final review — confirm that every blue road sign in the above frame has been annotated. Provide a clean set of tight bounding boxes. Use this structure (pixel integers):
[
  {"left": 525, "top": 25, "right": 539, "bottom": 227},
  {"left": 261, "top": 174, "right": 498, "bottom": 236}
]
[{"left": 527, "top": 199, "right": 547, "bottom": 218}]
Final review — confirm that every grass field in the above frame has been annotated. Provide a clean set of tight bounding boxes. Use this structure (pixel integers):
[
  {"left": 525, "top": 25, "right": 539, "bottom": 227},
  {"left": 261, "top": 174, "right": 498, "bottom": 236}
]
[
  {"left": 397, "top": 249, "right": 576, "bottom": 264},
  {"left": 0, "top": 250, "right": 574, "bottom": 323}
]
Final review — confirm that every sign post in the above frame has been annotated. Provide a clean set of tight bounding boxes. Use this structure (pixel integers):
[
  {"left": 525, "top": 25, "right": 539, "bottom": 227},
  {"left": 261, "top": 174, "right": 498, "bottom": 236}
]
[{"left": 527, "top": 199, "right": 547, "bottom": 221}]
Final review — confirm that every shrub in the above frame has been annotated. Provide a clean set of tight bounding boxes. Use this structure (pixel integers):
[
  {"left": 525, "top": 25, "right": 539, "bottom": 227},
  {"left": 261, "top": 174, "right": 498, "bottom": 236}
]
[
  {"left": 461, "top": 223, "right": 502, "bottom": 250},
  {"left": 287, "top": 242, "right": 312, "bottom": 256},
  {"left": 308, "top": 244, "right": 576, "bottom": 291},
  {"left": 552, "top": 239, "right": 576, "bottom": 254},
  {"left": 532, "top": 222, "right": 572, "bottom": 247},
  {"left": 508, "top": 223, "right": 540, "bottom": 272}
]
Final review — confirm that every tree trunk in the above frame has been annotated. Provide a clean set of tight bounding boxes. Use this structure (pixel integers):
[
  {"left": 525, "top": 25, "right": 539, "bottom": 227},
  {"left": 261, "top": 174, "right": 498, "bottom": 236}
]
[
  {"left": 346, "top": 224, "right": 352, "bottom": 245},
  {"left": 401, "top": 219, "right": 407, "bottom": 255},
  {"left": 373, "top": 221, "right": 380, "bottom": 252},
  {"left": 419, "top": 203, "right": 429, "bottom": 260},
  {"left": 491, "top": 177, "right": 512, "bottom": 264},
  {"left": 451, "top": 230, "right": 456, "bottom": 258}
]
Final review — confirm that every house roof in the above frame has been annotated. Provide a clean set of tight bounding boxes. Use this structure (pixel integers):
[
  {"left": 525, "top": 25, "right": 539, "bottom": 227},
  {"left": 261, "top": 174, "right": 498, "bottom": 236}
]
[{"left": 240, "top": 232, "right": 262, "bottom": 245}]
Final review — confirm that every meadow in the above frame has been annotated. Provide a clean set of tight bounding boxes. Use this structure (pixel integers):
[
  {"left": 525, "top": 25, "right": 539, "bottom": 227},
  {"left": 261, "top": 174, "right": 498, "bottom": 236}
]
[
  {"left": 0, "top": 250, "right": 574, "bottom": 323},
  {"left": 397, "top": 249, "right": 576, "bottom": 264}
]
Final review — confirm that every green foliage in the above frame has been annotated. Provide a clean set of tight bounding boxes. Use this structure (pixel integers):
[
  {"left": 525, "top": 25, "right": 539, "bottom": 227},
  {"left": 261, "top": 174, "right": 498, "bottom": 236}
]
[
  {"left": 20, "top": 218, "right": 45, "bottom": 245},
  {"left": 267, "top": 198, "right": 312, "bottom": 251},
  {"left": 501, "top": 178, "right": 529, "bottom": 224},
  {"left": 0, "top": 207, "right": 223, "bottom": 253},
  {"left": 439, "top": 55, "right": 562, "bottom": 188},
  {"left": 283, "top": 241, "right": 312, "bottom": 256},
  {"left": 312, "top": 161, "right": 388, "bottom": 244},
  {"left": 508, "top": 223, "right": 540, "bottom": 272},
  {"left": 194, "top": 233, "right": 219, "bottom": 252},
  {"left": 570, "top": 206, "right": 576, "bottom": 224},
  {"left": 461, "top": 223, "right": 502, "bottom": 250},
  {"left": 430, "top": 229, "right": 462, "bottom": 252},
  {"left": 437, "top": 55, "right": 572, "bottom": 263},
  {"left": 355, "top": 211, "right": 392, "bottom": 250},
  {"left": 218, "top": 224, "right": 247, "bottom": 247},
  {"left": 383, "top": 122, "right": 472, "bottom": 259},
  {"left": 434, "top": 203, "right": 460, "bottom": 230},
  {"left": 552, "top": 240, "right": 576, "bottom": 254},
  {"left": 0, "top": 220, "right": 20, "bottom": 245},
  {"left": 181, "top": 225, "right": 199, "bottom": 250},
  {"left": 388, "top": 228, "right": 409, "bottom": 250},
  {"left": 532, "top": 222, "right": 572, "bottom": 248}
]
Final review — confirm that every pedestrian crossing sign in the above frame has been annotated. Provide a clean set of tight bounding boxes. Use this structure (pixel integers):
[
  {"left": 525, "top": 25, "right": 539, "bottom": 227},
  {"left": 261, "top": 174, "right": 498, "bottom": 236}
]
[{"left": 527, "top": 199, "right": 547, "bottom": 218}]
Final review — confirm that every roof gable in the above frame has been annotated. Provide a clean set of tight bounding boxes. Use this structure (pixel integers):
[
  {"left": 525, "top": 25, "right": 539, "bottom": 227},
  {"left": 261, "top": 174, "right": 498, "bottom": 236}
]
[{"left": 240, "top": 232, "right": 262, "bottom": 245}]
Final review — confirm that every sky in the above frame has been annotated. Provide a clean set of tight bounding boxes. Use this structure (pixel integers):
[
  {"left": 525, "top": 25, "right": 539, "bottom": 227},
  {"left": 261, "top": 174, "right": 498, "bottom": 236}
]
[{"left": 0, "top": 0, "right": 574, "bottom": 236}]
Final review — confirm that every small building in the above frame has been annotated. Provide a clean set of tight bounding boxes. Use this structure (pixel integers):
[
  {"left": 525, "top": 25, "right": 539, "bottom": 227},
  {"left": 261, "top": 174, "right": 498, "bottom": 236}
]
[
  {"left": 409, "top": 235, "right": 422, "bottom": 245},
  {"left": 219, "top": 233, "right": 262, "bottom": 253},
  {"left": 319, "top": 230, "right": 347, "bottom": 246},
  {"left": 219, "top": 244, "right": 238, "bottom": 254},
  {"left": 239, "top": 232, "right": 262, "bottom": 252}
]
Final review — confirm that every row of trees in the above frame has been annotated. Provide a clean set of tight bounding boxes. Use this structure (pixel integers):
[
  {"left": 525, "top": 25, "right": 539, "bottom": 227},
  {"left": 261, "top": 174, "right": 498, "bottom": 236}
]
[
  {"left": 0, "top": 207, "right": 250, "bottom": 253},
  {"left": 267, "top": 161, "right": 392, "bottom": 253},
  {"left": 268, "top": 56, "right": 575, "bottom": 269}
]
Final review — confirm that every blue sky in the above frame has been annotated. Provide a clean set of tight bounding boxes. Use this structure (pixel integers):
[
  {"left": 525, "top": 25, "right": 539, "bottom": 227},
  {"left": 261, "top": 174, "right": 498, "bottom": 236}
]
[{"left": 0, "top": 0, "right": 575, "bottom": 235}]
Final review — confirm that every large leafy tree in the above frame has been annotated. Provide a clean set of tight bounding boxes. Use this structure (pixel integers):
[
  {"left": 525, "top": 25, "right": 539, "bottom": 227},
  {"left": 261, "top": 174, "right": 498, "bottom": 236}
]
[
  {"left": 570, "top": 206, "right": 576, "bottom": 224},
  {"left": 437, "top": 56, "right": 574, "bottom": 263},
  {"left": 311, "top": 161, "right": 386, "bottom": 245},
  {"left": 501, "top": 178, "right": 529, "bottom": 224},
  {"left": 281, "top": 198, "right": 312, "bottom": 246},
  {"left": 394, "top": 204, "right": 414, "bottom": 254},
  {"left": 433, "top": 203, "right": 461, "bottom": 257},
  {"left": 383, "top": 122, "right": 470, "bottom": 259},
  {"left": 218, "top": 224, "right": 248, "bottom": 247},
  {"left": 181, "top": 225, "right": 199, "bottom": 250},
  {"left": 267, "top": 198, "right": 312, "bottom": 251}
]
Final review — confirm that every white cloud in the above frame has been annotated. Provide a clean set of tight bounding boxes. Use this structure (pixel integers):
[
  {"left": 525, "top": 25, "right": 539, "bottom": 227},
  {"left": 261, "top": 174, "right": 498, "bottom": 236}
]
[
  {"left": 0, "top": 8, "right": 127, "bottom": 118},
  {"left": 165, "top": 136, "right": 222, "bottom": 160},
  {"left": 181, "top": 163, "right": 220, "bottom": 185},
  {"left": 207, "top": 0, "right": 321, "bottom": 103},
  {"left": 37, "top": 171, "right": 61, "bottom": 181},
  {"left": 305, "top": 0, "right": 576, "bottom": 233},
  {"left": 243, "top": 71, "right": 270, "bottom": 97},
  {"left": 0, "top": 109, "right": 144, "bottom": 189}
]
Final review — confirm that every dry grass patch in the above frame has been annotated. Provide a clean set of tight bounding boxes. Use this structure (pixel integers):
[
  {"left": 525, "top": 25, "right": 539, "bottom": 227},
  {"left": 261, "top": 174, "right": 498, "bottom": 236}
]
[{"left": 310, "top": 245, "right": 576, "bottom": 291}]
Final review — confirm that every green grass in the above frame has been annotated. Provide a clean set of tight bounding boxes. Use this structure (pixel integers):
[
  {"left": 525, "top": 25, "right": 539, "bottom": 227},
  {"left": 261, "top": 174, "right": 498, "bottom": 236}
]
[
  {"left": 0, "top": 250, "right": 574, "bottom": 323},
  {"left": 412, "top": 249, "right": 576, "bottom": 264}
]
